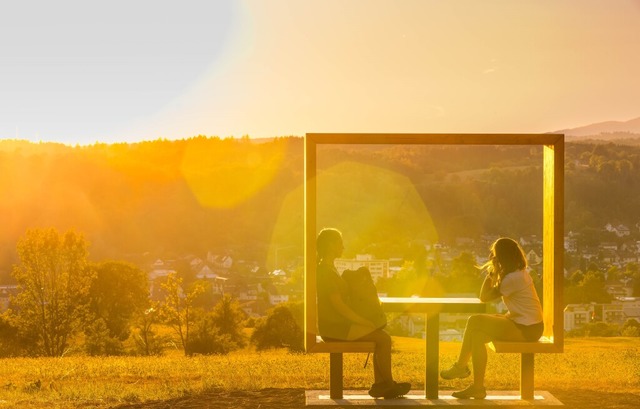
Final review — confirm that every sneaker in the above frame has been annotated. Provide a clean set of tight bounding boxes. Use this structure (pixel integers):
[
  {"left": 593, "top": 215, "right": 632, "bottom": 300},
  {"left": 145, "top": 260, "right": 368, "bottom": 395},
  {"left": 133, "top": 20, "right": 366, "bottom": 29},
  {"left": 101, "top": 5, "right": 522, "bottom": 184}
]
[
  {"left": 451, "top": 384, "right": 487, "bottom": 399},
  {"left": 440, "top": 363, "right": 471, "bottom": 380},
  {"left": 368, "top": 381, "right": 391, "bottom": 398},
  {"left": 368, "top": 381, "right": 411, "bottom": 399},
  {"left": 384, "top": 381, "right": 411, "bottom": 399}
]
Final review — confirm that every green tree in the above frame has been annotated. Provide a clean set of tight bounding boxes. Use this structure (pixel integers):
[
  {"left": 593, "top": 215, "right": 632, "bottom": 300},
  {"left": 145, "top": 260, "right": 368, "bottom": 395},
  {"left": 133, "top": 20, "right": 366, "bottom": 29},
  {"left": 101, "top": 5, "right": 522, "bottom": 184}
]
[
  {"left": 579, "top": 271, "right": 612, "bottom": 303},
  {"left": 251, "top": 302, "right": 303, "bottom": 352},
  {"left": 187, "top": 299, "right": 245, "bottom": 356},
  {"left": 447, "top": 251, "right": 480, "bottom": 293},
  {"left": 12, "top": 228, "right": 93, "bottom": 356},
  {"left": 621, "top": 318, "right": 640, "bottom": 337},
  {"left": 131, "top": 305, "right": 168, "bottom": 356},
  {"left": 0, "top": 312, "right": 24, "bottom": 357},
  {"left": 85, "top": 318, "right": 124, "bottom": 356},
  {"left": 210, "top": 294, "right": 247, "bottom": 348},
  {"left": 88, "top": 261, "right": 149, "bottom": 343},
  {"left": 159, "top": 273, "right": 206, "bottom": 356}
]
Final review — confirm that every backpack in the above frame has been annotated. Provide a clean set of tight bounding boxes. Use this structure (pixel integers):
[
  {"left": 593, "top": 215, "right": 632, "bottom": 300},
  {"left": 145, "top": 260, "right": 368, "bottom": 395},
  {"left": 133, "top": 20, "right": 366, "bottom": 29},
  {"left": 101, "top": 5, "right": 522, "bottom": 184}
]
[{"left": 342, "top": 266, "right": 387, "bottom": 330}]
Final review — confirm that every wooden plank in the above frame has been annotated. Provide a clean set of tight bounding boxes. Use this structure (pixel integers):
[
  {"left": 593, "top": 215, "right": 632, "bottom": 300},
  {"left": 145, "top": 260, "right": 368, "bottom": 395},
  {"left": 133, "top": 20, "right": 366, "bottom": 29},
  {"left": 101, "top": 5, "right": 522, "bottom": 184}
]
[
  {"left": 489, "top": 341, "right": 561, "bottom": 354},
  {"left": 381, "top": 297, "right": 485, "bottom": 314},
  {"left": 425, "top": 314, "right": 439, "bottom": 399},
  {"left": 329, "top": 353, "right": 343, "bottom": 399},
  {"left": 306, "top": 133, "right": 563, "bottom": 146},
  {"left": 304, "top": 136, "right": 318, "bottom": 351},
  {"left": 308, "top": 341, "right": 376, "bottom": 354},
  {"left": 521, "top": 353, "right": 535, "bottom": 400}
]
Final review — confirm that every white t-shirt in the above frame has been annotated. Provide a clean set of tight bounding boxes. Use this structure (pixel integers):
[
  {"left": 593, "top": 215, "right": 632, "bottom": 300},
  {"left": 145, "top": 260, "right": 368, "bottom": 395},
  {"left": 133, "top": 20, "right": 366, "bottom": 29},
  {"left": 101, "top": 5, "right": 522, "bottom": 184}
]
[{"left": 499, "top": 269, "right": 543, "bottom": 326}]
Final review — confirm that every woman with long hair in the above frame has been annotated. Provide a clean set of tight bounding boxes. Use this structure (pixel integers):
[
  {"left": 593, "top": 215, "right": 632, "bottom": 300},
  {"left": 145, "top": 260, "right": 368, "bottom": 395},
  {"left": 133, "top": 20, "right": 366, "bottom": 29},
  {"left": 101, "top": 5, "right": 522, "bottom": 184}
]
[{"left": 440, "top": 237, "right": 543, "bottom": 399}]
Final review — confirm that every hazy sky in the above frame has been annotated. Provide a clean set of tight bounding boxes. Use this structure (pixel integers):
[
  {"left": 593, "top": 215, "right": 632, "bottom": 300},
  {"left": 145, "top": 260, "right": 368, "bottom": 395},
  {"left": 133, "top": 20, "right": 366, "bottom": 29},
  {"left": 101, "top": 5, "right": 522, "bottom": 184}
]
[{"left": 2, "top": 0, "right": 640, "bottom": 145}]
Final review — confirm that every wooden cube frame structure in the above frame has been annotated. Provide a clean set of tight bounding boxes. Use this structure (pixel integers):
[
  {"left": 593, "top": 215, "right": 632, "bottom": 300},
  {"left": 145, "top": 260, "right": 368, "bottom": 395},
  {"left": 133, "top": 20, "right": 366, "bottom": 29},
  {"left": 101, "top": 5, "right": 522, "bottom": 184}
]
[{"left": 304, "top": 133, "right": 564, "bottom": 358}]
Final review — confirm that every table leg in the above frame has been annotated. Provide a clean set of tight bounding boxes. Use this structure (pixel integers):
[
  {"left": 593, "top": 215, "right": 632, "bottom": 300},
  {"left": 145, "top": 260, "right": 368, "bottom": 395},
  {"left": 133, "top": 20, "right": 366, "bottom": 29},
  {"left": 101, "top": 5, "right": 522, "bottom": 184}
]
[{"left": 425, "top": 313, "right": 439, "bottom": 399}]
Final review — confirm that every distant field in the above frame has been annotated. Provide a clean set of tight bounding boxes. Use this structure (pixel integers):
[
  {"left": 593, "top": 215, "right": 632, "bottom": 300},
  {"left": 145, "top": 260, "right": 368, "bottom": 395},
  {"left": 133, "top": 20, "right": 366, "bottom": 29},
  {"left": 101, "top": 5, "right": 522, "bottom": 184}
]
[{"left": 0, "top": 337, "right": 637, "bottom": 408}]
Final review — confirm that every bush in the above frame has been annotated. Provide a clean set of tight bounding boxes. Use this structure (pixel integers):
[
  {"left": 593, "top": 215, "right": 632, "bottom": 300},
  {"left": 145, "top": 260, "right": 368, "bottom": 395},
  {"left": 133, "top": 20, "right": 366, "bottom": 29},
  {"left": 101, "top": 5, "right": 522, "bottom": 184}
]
[
  {"left": 250, "top": 302, "right": 303, "bottom": 352},
  {"left": 187, "top": 330, "right": 238, "bottom": 355},
  {"left": 129, "top": 327, "right": 170, "bottom": 356},
  {"left": 0, "top": 312, "right": 28, "bottom": 357},
  {"left": 567, "top": 322, "right": 620, "bottom": 337},
  {"left": 621, "top": 326, "right": 639, "bottom": 337},
  {"left": 186, "top": 295, "right": 249, "bottom": 356},
  {"left": 85, "top": 318, "right": 125, "bottom": 356},
  {"left": 621, "top": 318, "right": 640, "bottom": 337}
]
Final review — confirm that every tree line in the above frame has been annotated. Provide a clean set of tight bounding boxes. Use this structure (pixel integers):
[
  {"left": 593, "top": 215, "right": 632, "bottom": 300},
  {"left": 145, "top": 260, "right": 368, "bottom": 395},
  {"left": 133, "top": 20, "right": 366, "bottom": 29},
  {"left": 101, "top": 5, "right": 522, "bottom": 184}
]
[
  {"left": 3, "top": 137, "right": 640, "bottom": 279},
  {"left": 0, "top": 227, "right": 302, "bottom": 357}
]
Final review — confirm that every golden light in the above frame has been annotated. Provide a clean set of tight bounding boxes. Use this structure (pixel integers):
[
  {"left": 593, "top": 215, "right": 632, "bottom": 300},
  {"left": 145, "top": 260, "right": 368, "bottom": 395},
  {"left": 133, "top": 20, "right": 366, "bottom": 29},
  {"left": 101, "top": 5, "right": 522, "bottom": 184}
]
[{"left": 180, "top": 138, "right": 286, "bottom": 209}]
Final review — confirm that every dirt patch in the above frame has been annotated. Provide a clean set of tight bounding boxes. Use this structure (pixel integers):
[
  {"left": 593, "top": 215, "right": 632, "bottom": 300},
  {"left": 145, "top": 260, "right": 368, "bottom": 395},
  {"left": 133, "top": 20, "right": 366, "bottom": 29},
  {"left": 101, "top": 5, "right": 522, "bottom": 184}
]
[
  {"left": 113, "top": 388, "right": 639, "bottom": 408},
  {"left": 113, "top": 388, "right": 305, "bottom": 409},
  {"left": 551, "top": 389, "right": 640, "bottom": 409}
]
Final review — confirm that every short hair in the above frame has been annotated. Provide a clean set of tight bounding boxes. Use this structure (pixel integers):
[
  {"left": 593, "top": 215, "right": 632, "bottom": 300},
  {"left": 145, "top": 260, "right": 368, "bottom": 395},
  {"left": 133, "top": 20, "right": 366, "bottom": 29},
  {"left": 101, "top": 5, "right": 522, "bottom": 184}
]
[{"left": 316, "top": 228, "right": 342, "bottom": 258}]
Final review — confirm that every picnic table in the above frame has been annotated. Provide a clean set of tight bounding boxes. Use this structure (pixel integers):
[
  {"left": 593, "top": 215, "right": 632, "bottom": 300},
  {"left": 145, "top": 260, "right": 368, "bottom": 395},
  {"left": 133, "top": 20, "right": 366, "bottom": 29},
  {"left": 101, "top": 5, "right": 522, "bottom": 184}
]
[{"left": 380, "top": 296, "right": 486, "bottom": 399}]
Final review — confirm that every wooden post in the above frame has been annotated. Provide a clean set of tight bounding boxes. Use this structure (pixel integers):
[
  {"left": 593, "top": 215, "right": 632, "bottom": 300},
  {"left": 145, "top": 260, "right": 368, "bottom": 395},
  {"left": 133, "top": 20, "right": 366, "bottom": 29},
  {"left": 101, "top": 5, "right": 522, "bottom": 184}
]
[
  {"left": 425, "top": 314, "right": 439, "bottom": 399},
  {"left": 520, "top": 353, "right": 535, "bottom": 400},
  {"left": 329, "top": 353, "right": 344, "bottom": 399}
]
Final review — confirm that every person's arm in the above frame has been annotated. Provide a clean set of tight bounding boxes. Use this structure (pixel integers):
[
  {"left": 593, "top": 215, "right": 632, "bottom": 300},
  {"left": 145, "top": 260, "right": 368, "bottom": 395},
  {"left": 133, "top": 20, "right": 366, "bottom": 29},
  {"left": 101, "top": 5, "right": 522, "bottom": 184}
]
[
  {"left": 479, "top": 273, "right": 501, "bottom": 302},
  {"left": 328, "top": 292, "right": 375, "bottom": 327}
]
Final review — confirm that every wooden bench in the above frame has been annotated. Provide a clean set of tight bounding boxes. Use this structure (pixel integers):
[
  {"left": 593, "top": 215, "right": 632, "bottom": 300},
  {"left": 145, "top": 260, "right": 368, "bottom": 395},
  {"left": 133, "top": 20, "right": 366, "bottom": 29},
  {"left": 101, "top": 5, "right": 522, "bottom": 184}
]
[
  {"left": 488, "top": 259, "right": 564, "bottom": 400},
  {"left": 310, "top": 338, "right": 376, "bottom": 399}
]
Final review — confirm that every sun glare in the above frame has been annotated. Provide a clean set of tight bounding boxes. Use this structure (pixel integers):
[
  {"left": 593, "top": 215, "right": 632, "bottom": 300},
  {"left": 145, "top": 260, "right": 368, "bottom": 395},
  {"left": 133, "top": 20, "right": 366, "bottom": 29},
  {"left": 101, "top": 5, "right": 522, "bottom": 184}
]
[{"left": 179, "top": 138, "right": 286, "bottom": 209}]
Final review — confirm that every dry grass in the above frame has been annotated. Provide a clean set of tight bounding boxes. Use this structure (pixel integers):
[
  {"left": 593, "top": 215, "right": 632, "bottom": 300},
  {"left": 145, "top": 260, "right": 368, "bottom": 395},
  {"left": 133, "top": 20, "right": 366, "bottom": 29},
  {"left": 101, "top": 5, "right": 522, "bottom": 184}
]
[{"left": 0, "top": 337, "right": 637, "bottom": 408}]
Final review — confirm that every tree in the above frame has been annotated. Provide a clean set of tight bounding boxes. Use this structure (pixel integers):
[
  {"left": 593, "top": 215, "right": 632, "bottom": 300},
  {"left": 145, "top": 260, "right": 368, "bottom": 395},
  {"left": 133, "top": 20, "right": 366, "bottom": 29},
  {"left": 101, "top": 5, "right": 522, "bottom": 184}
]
[
  {"left": 251, "top": 302, "right": 303, "bottom": 352},
  {"left": 579, "top": 271, "right": 612, "bottom": 303},
  {"left": 0, "top": 312, "right": 24, "bottom": 357},
  {"left": 12, "top": 228, "right": 93, "bottom": 356},
  {"left": 210, "top": 294, "right": 246, "bottom": 348},
  {"left": 85, "top": 260, "right": 148, "bottom": 355},
  {"left": 88, "top": 261, "right": 149, "bottom": 344},
  {"left": 621, "top": 318, "right": 640, "bottom": 337},
  {"left": 186, "top": 294, "right": 247, "bottom": 355},
  {"left": 158, "top": 273, "right": 206, "bottom": 356},
  {"left": 447, "top": 251, "right": 481, "bottom": 293},
  {"left": 131, "top": 305, "right": 168, "bottom": 356}
]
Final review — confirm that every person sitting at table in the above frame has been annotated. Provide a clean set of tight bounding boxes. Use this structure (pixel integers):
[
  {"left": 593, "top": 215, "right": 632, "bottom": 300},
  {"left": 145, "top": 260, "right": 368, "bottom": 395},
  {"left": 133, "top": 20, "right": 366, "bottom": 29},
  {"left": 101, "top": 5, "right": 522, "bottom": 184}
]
[
  {"left": 440, "top": 237, "right": 543, "bottom": 399},
  {"left": 316, "top": 227, "right": 411, "bottom": 399}
]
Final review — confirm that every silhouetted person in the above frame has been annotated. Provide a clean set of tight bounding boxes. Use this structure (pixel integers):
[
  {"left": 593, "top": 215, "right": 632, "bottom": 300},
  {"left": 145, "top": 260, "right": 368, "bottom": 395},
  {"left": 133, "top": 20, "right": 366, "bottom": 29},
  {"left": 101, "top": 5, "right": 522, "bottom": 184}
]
[
  {"left": 316, "top": 227, "right": 411, "bottom": 399},
  {"left": 440, "top": 237, "right": 543, "bottom": 399}
]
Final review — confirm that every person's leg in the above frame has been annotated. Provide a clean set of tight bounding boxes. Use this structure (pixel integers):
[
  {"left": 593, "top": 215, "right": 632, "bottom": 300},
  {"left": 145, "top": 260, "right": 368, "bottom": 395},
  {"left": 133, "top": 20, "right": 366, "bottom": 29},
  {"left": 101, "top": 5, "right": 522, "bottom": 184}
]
[
  {"left": 356, "top": 328, "right": 392, "bottom": 384},
  {"left": 449, "top": 314, "right": 525, "bottom": 398}
]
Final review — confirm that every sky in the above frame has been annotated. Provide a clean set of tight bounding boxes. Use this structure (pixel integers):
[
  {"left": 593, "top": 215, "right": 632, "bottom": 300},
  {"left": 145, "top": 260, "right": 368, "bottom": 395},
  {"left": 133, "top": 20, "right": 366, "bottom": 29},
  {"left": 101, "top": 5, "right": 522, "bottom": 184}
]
[{"left": 2, "top": 0, "right": 640, "bottom": 145}]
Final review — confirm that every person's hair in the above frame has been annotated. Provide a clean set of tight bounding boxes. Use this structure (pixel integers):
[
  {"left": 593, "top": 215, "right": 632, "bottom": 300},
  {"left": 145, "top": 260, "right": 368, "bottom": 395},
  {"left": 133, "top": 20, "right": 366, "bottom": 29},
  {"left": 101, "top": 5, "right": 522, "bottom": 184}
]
[
  {"left": 482, "top": 237, "right": 527, "bottom": 277},
  {"left": 316, "top": 228, "right": 342, "bottom": 259}
]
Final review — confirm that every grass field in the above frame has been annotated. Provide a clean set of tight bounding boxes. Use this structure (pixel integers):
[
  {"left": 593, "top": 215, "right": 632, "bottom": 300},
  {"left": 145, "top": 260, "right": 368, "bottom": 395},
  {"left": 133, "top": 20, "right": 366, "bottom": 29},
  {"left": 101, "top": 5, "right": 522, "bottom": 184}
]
[{"left": 0, "top": 337, "right": 637, "bottom": 408}]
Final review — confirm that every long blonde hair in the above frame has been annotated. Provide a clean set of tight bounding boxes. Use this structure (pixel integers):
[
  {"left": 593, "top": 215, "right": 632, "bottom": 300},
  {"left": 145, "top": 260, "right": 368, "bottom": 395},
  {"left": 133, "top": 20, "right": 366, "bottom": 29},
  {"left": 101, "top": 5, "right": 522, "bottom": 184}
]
[{"left": 481, "top": 237, "right": 527, "bottom": 280}]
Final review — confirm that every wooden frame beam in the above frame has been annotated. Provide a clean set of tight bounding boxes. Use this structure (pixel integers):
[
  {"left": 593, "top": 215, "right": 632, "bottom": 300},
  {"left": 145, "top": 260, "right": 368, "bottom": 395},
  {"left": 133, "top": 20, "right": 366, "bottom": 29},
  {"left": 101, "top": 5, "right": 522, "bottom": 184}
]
[{"left": 304, "top": 133, "right": 564, "bottom": 355}]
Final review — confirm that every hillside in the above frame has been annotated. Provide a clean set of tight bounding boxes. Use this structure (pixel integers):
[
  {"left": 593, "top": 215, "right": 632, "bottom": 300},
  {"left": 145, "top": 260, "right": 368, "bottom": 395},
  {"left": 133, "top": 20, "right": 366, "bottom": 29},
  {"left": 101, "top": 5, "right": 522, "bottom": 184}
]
[
  {"left": 1, "top": 136, "right": 640, "bottom": 280},
  {"left": 557, "top": 116, "right": 640, "bottom": 144}
]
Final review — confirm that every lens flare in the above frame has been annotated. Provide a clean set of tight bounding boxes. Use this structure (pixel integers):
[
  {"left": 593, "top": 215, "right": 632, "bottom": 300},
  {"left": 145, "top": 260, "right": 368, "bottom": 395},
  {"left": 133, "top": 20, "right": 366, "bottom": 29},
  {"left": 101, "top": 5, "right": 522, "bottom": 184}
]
[{"left": 180, "top": 138, "right": 286, "bottom": 208}]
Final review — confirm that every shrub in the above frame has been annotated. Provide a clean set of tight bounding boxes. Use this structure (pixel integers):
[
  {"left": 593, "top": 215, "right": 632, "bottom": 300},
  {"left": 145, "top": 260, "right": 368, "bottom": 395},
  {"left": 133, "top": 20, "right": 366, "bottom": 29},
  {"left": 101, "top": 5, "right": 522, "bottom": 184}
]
[
  {"left": 568, "top": 322, "right": 620, "bottom": 337},
  {"left": 250, "top": 302, "right": 303, "bottom": 352},
  {"left": 85, "top": 318, "right": 125, "bottom": 356}
]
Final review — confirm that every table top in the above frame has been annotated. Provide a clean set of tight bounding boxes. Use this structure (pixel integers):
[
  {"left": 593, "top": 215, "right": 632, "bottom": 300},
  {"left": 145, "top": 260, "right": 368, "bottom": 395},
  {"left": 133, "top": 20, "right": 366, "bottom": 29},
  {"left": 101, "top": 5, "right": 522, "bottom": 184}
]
[{"left": 380, "top": 296, "right": 486, "bottom": 313}]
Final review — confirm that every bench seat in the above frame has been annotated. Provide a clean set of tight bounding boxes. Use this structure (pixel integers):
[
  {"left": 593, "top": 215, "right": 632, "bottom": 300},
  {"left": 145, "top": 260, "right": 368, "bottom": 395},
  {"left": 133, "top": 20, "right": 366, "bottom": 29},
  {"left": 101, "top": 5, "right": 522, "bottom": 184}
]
[
  {"left": 488, "top": 336, "right": 560, "bottom": 400},
  {"left": 310, "top": 340, "right": 376, "bottom": 353},
  {"left": 489, "top": 336, "right": 559, "bottom": 354},
  {"left": 309, "top": 339, "right": 376, "bottom": 399}
]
